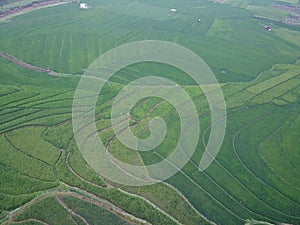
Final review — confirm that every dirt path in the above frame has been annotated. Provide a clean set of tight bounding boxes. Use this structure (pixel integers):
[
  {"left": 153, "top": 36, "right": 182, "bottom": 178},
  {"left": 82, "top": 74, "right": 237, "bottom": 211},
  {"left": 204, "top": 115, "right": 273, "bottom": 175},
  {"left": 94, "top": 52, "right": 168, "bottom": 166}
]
[
  {"left": 56, "top": 195, "right": 90, "bottom": 225},
  {"left": 57, "top": 191, "right": 149, "bottom": 225},
  {"left": 0, "top": 52, "right": 58, "bottom": 76},
  {"left": 10, "top": 218, "right": 50, "bottom": 225},
  {"left": 5, "top": 187, "right": 148, "bottom": 225}
]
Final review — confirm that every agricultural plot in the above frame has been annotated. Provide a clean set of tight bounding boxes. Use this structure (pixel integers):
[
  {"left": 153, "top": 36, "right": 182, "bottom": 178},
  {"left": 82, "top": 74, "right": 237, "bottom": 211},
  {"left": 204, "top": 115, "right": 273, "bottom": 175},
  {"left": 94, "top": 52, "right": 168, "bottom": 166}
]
[
  {"left": 0, "top": 0, "right": 299, "bottom": 82},
  {"left": 6, "top": 127, "right": 60, "bottom": 165},
  {"left": 11, "top": 194, "right": 134, "bottom": 225},
  {"left": 61, "top": 195, "right": 132, "bottom": 225},
  {"left": 0, "top": 0, "right": 300, "bottom": 224},
  {"left": 13, "top": 196, "right": 77, "bottom": 225},
  {"left": 212, "top": 0, "right": 300, "bottom": 24}
]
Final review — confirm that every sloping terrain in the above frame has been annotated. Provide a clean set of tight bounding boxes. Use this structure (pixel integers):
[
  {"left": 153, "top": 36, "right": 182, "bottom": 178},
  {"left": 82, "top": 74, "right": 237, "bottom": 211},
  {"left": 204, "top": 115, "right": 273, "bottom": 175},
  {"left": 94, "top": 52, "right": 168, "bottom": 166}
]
[{"left": 0, "top": 0, "right": 299, "bottom": 224}]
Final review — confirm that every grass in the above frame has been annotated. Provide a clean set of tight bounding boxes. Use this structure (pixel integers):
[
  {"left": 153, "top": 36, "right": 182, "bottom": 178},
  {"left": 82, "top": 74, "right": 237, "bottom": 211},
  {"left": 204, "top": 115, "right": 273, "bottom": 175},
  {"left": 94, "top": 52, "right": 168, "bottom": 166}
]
[
  {"left": 281, "top": 112, "right": 300, "bottom": 173},
  {"left": 42, "top": 121, "right": 73, "bottom": 149},
  {"left": 213, "top": 0, "right": 300, "bottom": 27},
  {"left": 0, "top": 1, "right": 299, "bottom": 82},
  {"left": 13, "top": 196, "right": 76, "bottom": 225},
  {"left": 247, "top": 5, "right": 288, "bottom": 22},
  {"left": 260, "top": 114, "right": 300, "bottom": 188},
  {"left": 54, "top": 151, "right": 178, "bottom": 224},
  {"left": 11, "top": 194, "right": 141, "bottom": 225},
  {"left": 61, "top": 195, "right": 132, "bottom": 225},
  {"left": 250, "top": 75, "right": 300, "bottom": 104},
  {"left": 9, "top": 221, "right": 44, "bottom": 225},
  {"left": 6, "top": 127, "right": 60, "bottom": 165},
  {"left": 247, "top": 65, "right": 300, "bottom": 95},
  {"left": 0, "top": 193, "right": 35, "bottom": 211},
  {"left": 273, "top": 28, "right": 300, "bottom": 48},
  {"left": 0, "top": 134, "right": 56, "bottom": 181},
  {"left": 68, "top": 139, "right": 106, "bottom": 187},
  {"left": 0, "top": 165, "right": 58, "bottom": 195},
  {"left": 234, "top": 105, "right": 300, "bottom": 215},
  {"left": 0, "top": 0, "right": 299, "bottom": 224},
  {"left": 206, "top": 18, "right": 232, "bottom": 40},
  {"left": 117, "top": 182, "right": 211, "bottom": 225}
]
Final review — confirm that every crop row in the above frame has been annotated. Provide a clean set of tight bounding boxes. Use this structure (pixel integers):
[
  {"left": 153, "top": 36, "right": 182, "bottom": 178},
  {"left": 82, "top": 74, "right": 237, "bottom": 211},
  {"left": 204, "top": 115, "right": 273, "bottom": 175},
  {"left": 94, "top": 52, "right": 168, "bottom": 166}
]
[
  {"left": 6, "top": 127, "right": 60, "bottom": 165},
  {"left": 0, "top": 134, "right": 56, "bottom": 181}
]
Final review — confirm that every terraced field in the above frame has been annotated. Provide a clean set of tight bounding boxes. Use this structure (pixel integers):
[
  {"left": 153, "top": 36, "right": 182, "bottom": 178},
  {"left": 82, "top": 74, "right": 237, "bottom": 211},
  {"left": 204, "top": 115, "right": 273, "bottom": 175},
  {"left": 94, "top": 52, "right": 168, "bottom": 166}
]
[
  {"left": 214, "top": 0, "right": 300, "bottom": 25},
  {"left": 0, "top": 0, "right": 299, "bottom": 224}
]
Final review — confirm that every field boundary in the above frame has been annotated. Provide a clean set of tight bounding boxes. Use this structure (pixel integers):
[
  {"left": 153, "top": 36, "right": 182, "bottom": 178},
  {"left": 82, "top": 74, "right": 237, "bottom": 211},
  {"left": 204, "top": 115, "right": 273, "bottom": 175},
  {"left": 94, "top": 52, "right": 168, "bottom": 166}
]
[
  {"left": 0, "top": 52, "right": 58, "bottom": 75},
  {"left": 0, "top": 0, "right": 68, "bottom": 22}
]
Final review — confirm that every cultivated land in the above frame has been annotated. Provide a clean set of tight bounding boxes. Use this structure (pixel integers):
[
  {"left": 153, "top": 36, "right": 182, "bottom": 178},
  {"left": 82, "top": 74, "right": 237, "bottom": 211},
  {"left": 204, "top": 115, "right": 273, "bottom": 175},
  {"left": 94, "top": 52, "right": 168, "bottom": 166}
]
[{"left": 0, "top": 0, "right": 299, "bottom": 224}]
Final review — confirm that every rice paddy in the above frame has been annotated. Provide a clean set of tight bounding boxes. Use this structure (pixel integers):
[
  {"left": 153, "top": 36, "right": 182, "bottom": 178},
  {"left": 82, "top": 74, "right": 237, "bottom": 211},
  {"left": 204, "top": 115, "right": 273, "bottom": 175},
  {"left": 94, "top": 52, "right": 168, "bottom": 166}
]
[{"left": 0, "top": 0, "right": 299, "bottom": 224}]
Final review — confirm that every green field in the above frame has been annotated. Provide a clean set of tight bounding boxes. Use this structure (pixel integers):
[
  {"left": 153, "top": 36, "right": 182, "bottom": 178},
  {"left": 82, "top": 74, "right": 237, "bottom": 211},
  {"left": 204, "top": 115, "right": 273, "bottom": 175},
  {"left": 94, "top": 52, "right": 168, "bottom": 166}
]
[
  {"left": 213, "top": 0, "right": 300, "bottom": 25},
  {"left": 11, "top": 194, "right": 133, "bottom": 225},
  {"left": 0, "top": 0, "right": 300, "bottom": 224}
]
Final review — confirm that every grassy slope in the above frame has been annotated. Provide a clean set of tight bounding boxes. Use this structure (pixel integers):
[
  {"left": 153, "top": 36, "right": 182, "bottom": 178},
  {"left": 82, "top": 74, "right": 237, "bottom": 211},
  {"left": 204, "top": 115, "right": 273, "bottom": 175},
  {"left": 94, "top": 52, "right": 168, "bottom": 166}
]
[{"left": 0, "top": 0, "right": 299, "bottom": 82}]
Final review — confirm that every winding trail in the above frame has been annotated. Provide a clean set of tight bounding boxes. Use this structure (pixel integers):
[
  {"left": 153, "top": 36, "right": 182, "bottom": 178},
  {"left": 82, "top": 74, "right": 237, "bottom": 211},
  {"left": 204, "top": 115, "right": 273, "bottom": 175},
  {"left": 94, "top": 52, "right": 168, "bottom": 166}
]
[
  {"left": 10, "top": 218, "right": 50, "bottom": 225},
  {"left": 0, "top": 51, "right": 82, "bottom": 78},
  {"left": 0, "top": 52, "right": 58, "bottom": 75},
  {"left": 56, "top": 195, "right": 90, "bottom": 225},
  {"left": 5, "top": 188, "right": 148, "bottom": 225}
]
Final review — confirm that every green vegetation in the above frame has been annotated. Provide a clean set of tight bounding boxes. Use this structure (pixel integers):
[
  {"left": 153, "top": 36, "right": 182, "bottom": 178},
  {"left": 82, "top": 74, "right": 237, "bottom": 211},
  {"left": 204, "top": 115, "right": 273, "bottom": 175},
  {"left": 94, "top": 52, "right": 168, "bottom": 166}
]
[
  {"left": 214, "top": 0, "right": 300, "bottom": 25},
  {"left": 61, "top": 195, "right": 132, "bottom": 225},
  {"left": 0, "top": 0, "right": 299, "bottom": 82},
  {"left": 117, "top": 182, "right": 211, "bottom": 225},
  {"left": 0, "top": 0, "right": 299, "bottom": 224},
  {"left": 0, "top": 0, "right": 47, "bottom": 12},
  {"left": 11, "top": 195, "right": 134, "bottom": 225},
  {"left": 13, "top": 196, "right": 76, "bottom": 225},
  {"left": 6, "top": 127, "right": 60, "bottom": 165},
  {"left": 206, "top": 18, "right": 232, "bottom": 40},
  {"left": 0, "top": 134, "right": 57, "bottom": 181}
]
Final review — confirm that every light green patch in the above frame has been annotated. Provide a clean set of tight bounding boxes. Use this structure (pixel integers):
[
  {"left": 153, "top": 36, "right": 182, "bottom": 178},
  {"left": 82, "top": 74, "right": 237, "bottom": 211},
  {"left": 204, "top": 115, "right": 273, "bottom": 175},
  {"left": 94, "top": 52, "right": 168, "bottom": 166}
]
[
  {"left": 13, "top": 196, "right": 76, "bottom": 225},
  {"left": 282, "top": 114, "right": 300, "bottom": 173},
  {"left": 206, "top": 18, "right": 232, "bottom": 40},
  {"left": 281, "top": 92, "right": 298, "bottom": 103},
  {"left": 274, "top": 28, "right": 300, "bottom": 48},
  {"left": 42, "top": 122, "right": 73, "bottom": 149},
  {"left": 245, "top": 219, "right": 274, "bottom": 225},
  {"left": 247, "top": 67, "right": 300, "bottom": 95},
  {"left": 272, "top": 99, "right": 287, "bottom": 106},
  {"left": 260, "top": 113, "right": 300, "bottom": 189},
  {"left": 222, "top": 0, "right": 249, "bottom": 8},
  {"left": 246, "top": 5, "right": 287, "bottom": 22},
  {"left": 251, "top": 75, "right": 300, "bottom": 104},
  {"left": 118, "top": 182, "right": 210, "bottom": 225},
  {"left": 7, "top": 127, "right": 60, "bottom": 165},
  {"left": 107, "top": 135, "right": 146, "bottom": 166},
  {"left": 0, "top": 85, "right": 20, "bottom": 96},
  {"left": 0, "top": 134, "right": 56, "bottom": 181}
]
